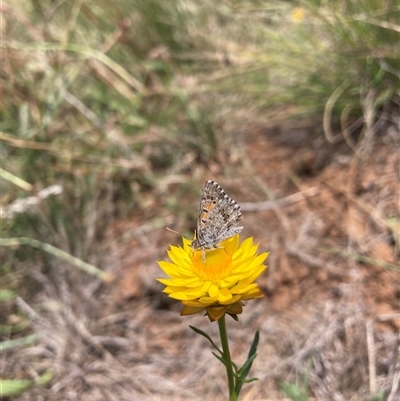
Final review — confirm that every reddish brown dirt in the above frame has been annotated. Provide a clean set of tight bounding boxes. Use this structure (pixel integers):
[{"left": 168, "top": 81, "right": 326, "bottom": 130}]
[{"left": 242, "top": 128, "right": 399, "bottom": 325}]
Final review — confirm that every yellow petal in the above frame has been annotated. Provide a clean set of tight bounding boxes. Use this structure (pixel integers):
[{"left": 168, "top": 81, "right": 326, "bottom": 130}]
[
  {"left": 158, "top": 260, "right": 193, "bottom": 279},
  {"left": 233, "top": 237, "right": 253, "bottom": 259},
  {"left": 232, "top": 253, "right": 268, "bottom": 276},
  {"left": 162, "top": 285, "right": 188, "bottom": 293},
  {"left": 238, "top": 241, "right": 257, "bottom": 260},
  {"left": 159, "top": 277, "right": 202, "bottom": 288},
  {"left": 218, "top": 288, "right": 233, "bottom": 303},
  {"left": 243, "top": 264, "right": 268, "bottom": 283},
  {"left": 157, "top": 278, "right": 175, "bottom": 286},
  {"left": 176, "top": 277, "right": 203, "bottom": 287},
  {"left": 157, "top": 261, "right": 183, "bottom": 278},
  {"left": 230, "top": 282, "right": 258, "bottom": 294},
  {"left": 219, "top": 294, "right": 241, "bottom": 305},
  {"left": 219, "top": 275, "right": 240, "bottom": 287},
  {"left": 182, "top": 237, "right": 193, "bottom": 252},
  {"left": 240, "top": 237, "right": 254, "bottom": 251},
  {"left": 219, "top": 235, "right": 239, "bottom": 255},
  {"left": 168, "top": 248, "right": 190, "bottom": 267},
  {"left": 201, "top": 281, "right": 212, "bottom": 293},
  {"left": 241, "top": 287, "right": 264, "bottom": 300},
  {"left": 208, "top": 283, "right": 219, "bottom": 298},
  {"left": 169, "top": 286, "right": 206, "bottom": 300},
  {"left": 198, "top": 296, "right": 218, "bottom": 304}
]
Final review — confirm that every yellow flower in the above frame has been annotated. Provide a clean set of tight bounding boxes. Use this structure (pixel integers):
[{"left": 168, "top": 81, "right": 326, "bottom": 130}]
[
  {"left": 291, "top": 7, "right": 306, "bottom": 23},
  {"left": 157, "top": 234, "right": 269, "bottom": 321}
]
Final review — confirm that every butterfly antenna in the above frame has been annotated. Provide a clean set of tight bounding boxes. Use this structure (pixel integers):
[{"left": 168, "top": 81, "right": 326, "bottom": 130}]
[{"left": 166, "top": 227, "right": 191, "bottom": 240}]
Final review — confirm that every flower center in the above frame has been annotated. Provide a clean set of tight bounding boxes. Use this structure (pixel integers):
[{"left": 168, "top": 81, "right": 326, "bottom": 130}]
[{"left": 190, "top": 247, "right": 233, "bottom": 281}]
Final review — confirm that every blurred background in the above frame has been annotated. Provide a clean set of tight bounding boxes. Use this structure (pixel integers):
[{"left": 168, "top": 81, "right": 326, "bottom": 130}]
[{"left": 1, "top": 1, "right": 399, "bottom": 400}]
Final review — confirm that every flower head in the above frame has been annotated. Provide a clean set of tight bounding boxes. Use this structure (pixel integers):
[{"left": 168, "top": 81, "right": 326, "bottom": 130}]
[{"left": 157, "top": 234, "right": 268, "bottom": 321}]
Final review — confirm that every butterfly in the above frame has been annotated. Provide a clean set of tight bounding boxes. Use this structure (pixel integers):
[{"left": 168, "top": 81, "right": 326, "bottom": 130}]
[{"left": 191, "top": 180, "right": 243, "bottom": 257}]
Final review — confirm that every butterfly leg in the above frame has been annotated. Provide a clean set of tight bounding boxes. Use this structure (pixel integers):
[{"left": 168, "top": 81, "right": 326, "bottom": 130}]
[{"left": 201, "top": 248, "right": 206, "bottom": 263}]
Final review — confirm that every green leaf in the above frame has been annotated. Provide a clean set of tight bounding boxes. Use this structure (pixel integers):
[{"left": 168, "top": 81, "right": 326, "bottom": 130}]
[
  {"left": 238, "top": 354, "right": 257, "bottom": 377},
  {"left": 370, "top": 389, "right": 385, "bottom": 401},
  {"left": 247, "top": 330, "right": 260, "bottom": 360},
  {"left": 241, "top": 330, "right": 259, "bottom": 378},
  {"left": 0, "top": 289, "right": 16, "bottom": 301},
  {"left": 241, "top": 377, "right": 259, "bottom": 384},
  {"left": 235, "top": 330, "right": 260, "bottom": 394},
  {"left": 189, "top": 325, "right": 222, "bottom": 355},
  {"left": 0, "top": 379, "right": 35, "bottom": 396},
  {"left": 0, "top": 334, "right": 40, "bottom": 353},
  {"left": 281, "top": 382, "right": 309, "bottom": 401},
  {"left": 0, "top": 370, "right": 52, "bottom": 396},
  {"left": 212, "top": 351, "right": 225, "bottom": 365},
  {"left": 232, "top": 361, "right": 238, "bottom": 373},
  {"left": 36, "top": 369, "right": 53, "bottom": 385},
  {"left": 212, "top": 352, "right": 240, "bottom": 372}
]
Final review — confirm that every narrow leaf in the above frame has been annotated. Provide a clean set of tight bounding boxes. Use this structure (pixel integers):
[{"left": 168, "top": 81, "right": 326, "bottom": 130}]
[
  {"left": 248, "top": 330, "right": 260, "bottom": 360},
  {"left": 241, "top": 330, "right": 260, "bottom": 379},
  {"left": 189, "top": 325, "right": 222, "bottom": 355},
  {"left": 238, "top": 354, "right": 257, "bottom": 377},
  {"left": 235, "top": 330, "right": 260, "bottom": 394},
  {"left": 242, "top": 377, "right": 259, "bottom": 384},
  {"left": 212, "top": 351, "right": 225, "bottom": 366},
  {"left": 232, "top": 361, "right": 238, "bottom": 373}
]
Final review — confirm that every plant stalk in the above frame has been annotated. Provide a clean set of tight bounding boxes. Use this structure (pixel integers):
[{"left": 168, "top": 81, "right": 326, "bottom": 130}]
[{"left": 218, "top": 315, "right": 237, "bottom": 401}]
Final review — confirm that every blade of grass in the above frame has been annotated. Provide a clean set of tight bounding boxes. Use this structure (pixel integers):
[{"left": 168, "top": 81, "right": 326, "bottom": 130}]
[{"left": 1, "top": 237, "right": 114, "bottom": 281}]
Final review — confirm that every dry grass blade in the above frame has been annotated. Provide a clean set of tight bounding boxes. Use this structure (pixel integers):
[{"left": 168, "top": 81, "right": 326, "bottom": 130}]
[
  {"left": 366, "top": 319, "right": 377, "bottom": 395},
  {"left": 241, "top": 186, "right": 319, "bottom": 211}
]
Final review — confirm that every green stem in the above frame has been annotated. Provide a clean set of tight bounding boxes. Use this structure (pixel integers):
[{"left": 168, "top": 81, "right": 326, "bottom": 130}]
[{"left": 218, "top": 315, "right": 237, "bottom": 401}]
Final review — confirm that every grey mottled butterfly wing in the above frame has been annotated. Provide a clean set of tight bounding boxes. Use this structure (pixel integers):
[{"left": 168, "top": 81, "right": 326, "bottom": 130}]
[{"left": 191, "top": 180, "right": 243, "bottom": 250}]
